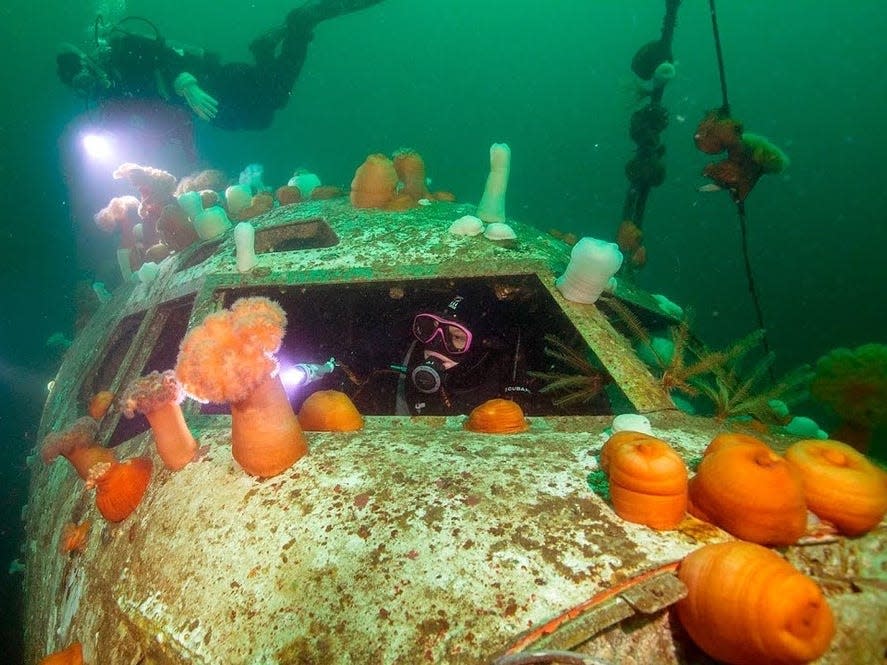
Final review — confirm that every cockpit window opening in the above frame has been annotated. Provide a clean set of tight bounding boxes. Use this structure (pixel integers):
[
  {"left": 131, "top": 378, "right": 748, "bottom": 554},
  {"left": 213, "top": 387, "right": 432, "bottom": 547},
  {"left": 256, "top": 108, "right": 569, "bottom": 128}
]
[
  {"left": 78, "top": 311, "right": 146, "bottom": 412},
  {"left": 106, "top": 295, "right": 197, "bottom": 447},
  {"left": 175, "top": 238, "right": 223, "bottom": 272},
  {"left": 193, "top": 275, "right": 624, "bottom": 417},
  {"left": 253, "top": 217, "right": 338, "bottom": 253},
  {"left": 141, "top": 295, "right": 197, "bottom": 374}
]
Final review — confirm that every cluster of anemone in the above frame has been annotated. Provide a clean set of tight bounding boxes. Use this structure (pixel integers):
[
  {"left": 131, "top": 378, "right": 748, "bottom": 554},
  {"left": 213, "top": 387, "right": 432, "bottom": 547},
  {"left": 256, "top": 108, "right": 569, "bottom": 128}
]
[
  {"left": 350, "top": 149, "right": 455, "bottom": 210},
  {"left": 97, "top": 160, "right": 355, "bottom": 281},
  {"left": 41, "top": 416, "right": 152, "bottom": 523},
  {"left": 102, "top": 162, "right": 195, "bottom": 268}
]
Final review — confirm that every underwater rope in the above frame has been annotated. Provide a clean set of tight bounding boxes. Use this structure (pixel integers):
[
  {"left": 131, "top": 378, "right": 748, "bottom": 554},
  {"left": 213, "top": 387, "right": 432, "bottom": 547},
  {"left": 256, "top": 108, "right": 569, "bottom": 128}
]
[
  {"left": 707, "top": 0, "right": 730, "bottom": 115},
  {"left": 706, "top": 0, "right": 772, "bottom": 361},
  {"left": 616, "top": 0, "right": 683, "bottom": 277}
]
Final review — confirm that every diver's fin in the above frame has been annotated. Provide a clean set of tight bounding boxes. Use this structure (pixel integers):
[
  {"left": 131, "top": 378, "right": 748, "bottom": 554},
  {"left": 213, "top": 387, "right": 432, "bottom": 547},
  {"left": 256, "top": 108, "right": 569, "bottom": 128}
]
[
  {"left": 285, "top": 0, "right": 385, "bottom": 31},
  {"left": 253, "top": 0, "right": 384, "bottom": 64}
]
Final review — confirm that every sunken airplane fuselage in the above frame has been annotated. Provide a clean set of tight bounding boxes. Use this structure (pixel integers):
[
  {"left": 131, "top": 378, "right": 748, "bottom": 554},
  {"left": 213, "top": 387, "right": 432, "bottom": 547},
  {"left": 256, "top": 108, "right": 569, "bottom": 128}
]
[{"left": 25, "top": 199, "right": 887, "bottom": 663}]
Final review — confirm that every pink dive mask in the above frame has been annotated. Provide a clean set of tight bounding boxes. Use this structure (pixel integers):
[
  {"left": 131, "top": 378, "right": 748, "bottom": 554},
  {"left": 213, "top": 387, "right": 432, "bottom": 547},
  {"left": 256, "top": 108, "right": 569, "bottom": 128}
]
[{"left": 412, "top": 313, "right": 473, "bottom": 355}]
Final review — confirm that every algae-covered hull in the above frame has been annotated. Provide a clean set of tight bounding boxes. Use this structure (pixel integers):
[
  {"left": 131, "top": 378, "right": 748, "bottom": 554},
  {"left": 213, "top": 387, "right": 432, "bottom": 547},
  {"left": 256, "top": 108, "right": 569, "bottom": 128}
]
[{"left": 24, "top": 200, "right": 887, "bottom": 663}]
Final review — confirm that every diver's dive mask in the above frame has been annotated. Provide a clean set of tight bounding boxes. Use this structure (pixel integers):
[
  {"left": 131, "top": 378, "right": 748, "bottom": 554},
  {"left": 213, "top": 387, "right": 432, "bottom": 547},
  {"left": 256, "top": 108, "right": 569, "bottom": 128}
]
[
  {"left": 411, "top": 296, "right": 474, "bottom": 355},
  {"left": 412, "top": 313, "right": 473, "bottom": 355}
]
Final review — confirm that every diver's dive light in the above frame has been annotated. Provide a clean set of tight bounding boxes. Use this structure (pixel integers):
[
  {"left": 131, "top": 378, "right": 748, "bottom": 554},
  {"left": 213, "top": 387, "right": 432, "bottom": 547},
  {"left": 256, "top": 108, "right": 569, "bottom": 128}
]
[
  {"left": 81, "top": 131, "right": 116, "bottom": 162},
  {"left": 280, "top": 358, "right": 336, "bottom": 390}
]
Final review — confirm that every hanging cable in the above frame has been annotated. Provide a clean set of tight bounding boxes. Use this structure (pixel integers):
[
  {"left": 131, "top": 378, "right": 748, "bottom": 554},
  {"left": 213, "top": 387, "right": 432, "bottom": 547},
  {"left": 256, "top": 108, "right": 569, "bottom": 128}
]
[
  {"left": 701, "top": 0, "right": 775, "bottom": 370},
  {"left": 707, "top": 0, "right": 730, "bottom": 114}
]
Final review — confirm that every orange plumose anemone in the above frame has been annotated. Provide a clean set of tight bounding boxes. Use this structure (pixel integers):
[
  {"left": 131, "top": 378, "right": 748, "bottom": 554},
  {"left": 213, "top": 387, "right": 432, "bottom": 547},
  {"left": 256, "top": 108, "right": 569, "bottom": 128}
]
[
  {"left": 602, "top": 432, "right": 688, "bottom": 530},
  {"left": 88, "top": 456, "right": 153, "bottom": 522},
  {"left": 59, "top": 521, "right": 91, "bottom": 555},
  {"left": 41, "top": 417, "right": 116, "bottom": 480},
  {"left": 276, "top": 185, "right": 301, "bottom": 205},
  {"left": 677, "top": 541, "right": 834, "bottom": 665},
  {"left": 87, "top": 390, "right": 115, "bottom": 420},
  {"left": 310, "top": 185, "right": 344, "bottom": 200},
  {"left": 392, "top": 148, "right": 432, "bottom": 202},
  {"left": 175, "top": 297, "right": 308, "bottom": 478},
  {"left": 119, "top": 370, "right": 198, "bottom": 471},
  {"left": 350, "top": 153, "right": 398, "bottom": 209},
  {"left": 465, "top": 398, "right": 529, "bottom": 434},
  {"left": 693, "top": 108, "right": 742, "bottom": 154},
  {"left": 298, "top": 390, "right": 364, "bottom": 431},
  {"left": 42, "top": 417, "right": 152, "bottom": 522}
]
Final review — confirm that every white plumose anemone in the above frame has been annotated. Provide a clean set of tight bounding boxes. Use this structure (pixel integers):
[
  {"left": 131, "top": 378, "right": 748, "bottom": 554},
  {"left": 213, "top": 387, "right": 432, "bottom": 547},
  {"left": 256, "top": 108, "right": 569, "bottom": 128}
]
[{"left": 555, "top": 237, "right": 623, "bottom": 304}]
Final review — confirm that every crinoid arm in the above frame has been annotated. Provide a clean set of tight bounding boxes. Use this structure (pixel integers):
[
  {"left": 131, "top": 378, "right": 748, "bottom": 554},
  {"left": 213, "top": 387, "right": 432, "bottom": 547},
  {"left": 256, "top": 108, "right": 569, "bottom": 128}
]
[
  {"left": 689, "top": 329, "right": 813, "bottom": 422},
  {"left": 528, "top": 334, "right": 611, "bottom": 406}
]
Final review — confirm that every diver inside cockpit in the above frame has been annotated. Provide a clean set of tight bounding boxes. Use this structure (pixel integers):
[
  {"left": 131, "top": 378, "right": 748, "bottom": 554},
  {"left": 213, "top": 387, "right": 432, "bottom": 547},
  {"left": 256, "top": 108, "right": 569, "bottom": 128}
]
[{"left": 392, "top": 293, "right": 537, "bottom": 416}]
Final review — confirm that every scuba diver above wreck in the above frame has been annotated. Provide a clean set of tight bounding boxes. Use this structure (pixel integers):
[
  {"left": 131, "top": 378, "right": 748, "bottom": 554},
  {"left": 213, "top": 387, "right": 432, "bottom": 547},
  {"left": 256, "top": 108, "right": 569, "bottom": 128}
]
[{"left": 56, "top": 0, "right": 388, "bottom": 135}]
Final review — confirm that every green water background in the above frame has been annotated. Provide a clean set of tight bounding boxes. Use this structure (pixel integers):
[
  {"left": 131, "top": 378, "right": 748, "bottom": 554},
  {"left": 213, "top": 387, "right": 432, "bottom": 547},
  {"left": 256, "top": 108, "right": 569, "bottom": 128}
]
[{"left": 1, "top": 1, "right": 885, "bottom": 661}]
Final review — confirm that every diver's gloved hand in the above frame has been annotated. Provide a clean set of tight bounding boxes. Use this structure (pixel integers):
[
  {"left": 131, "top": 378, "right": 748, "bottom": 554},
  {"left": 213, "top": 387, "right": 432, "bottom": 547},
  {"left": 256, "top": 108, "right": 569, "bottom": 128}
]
[{"left": 173, "top": 72, "right": 219, "bottom": 122}]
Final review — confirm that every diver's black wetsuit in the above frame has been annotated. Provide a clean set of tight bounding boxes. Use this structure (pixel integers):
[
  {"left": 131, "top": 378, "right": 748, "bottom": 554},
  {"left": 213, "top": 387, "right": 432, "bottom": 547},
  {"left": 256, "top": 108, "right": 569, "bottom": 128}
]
[
  {"left": 81, "top": 0, "right": 385, "bottom": 131},
  {"left": 98, "top": 24, "right": 311, "bottom": 131}
]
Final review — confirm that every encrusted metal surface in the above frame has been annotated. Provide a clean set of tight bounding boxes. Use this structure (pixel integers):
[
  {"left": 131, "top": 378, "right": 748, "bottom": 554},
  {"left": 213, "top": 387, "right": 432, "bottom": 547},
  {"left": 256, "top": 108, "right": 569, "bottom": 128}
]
[
  {"left": 24, "top": 199, "right": 887, "bottom": 664},
  {"left": 26, "top": 417, "right": 712, "bottom": 664}
]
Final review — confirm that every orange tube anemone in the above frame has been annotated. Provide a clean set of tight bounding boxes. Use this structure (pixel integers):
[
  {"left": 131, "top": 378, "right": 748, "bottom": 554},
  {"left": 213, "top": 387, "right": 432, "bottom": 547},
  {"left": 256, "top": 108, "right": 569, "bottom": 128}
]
[
  {"left": 465, "top": 398, "right": 529, "bottom": 434},
  {"left": 175, "top": 297, "right": 308, "bottom": 477},
  {"left": 120, "top": 370, "right": 198, "bottom": 471},
  {"left": 38, "top": 642, "right": 83, "bottom": 665},
  {"left": 350, "top": 154, "right": 398, "bottom": 209},
  {"left": 89, "top": 456, "right": 153, "bottom": 522},
  {"left": 785, "top": 439, "right": 887, "bottom": 536},
  {"left": 298, "top": 390, "right": 364, "bottom": 431},
  {"left": 688, "top": 434, "right": 807, "bottom": 546},
  {"left": 676, "top": 541, "right": 835, "bottom": 665},
  {"left": 603, "top": 433, "right": 687, "bottom": 530}
]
